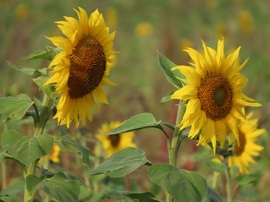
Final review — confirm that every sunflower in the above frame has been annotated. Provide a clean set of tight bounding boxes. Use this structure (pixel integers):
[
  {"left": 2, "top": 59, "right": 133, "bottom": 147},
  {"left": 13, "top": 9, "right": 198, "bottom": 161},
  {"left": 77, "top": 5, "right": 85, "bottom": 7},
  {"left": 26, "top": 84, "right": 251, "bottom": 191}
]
[
  {"left": 171, "top": 38, "right": 260, "bottom": 151},
  {"left": 45, "top": 7, "right": 116, "bottom": 128},
  {"left": 228, "top": 112, "right": 264, "bottom": 173},
  {"left": 39, "top": 144, "right": 61, "bottom": 165},
  {"left": 96, "top": 121, "right": 136, "bottom": 157}
]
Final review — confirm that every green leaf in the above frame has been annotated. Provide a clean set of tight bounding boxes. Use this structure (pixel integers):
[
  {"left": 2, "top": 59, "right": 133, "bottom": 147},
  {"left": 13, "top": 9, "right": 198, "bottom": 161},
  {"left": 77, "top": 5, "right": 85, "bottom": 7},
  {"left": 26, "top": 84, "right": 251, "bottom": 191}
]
[
  {"left": 24, "top": 50, "right": 53, "bottom": 60},
  {"left": 0, "top": 178, "right": 24, "bottom": 199},
  {"left": 7, "top": 62, "right": 46, "bottom": 76},
  {"left": 33, "top": 76, "right": 54, "bottom": 98},
  {"left": 148, "top": 164, "right": 208, "bottom": 202},
  {"left": 123, "top": 191, "right": 160, "bottom": 202},
  {"left": 100, "top": 113, "right": 161, "bottom": 136},
  {"left": 206, "top": 161, "right": 226, "bottom": 173},
  {"left": 26, "top": 172, "right": 80, "bottom": 202},
  {"left": 207, "top": 186, "right": 223, "bottom": 202},
  {"left": 157, "top": 51, "right": 183, "bottom": 88},
  {"left": 57, "top": 135, "right": 90, "bottom": 165},
  {"left": 0, "top": 94, "right": 34, "bottom": 121},
  {"left": 1, "top": 130, "right": 54, "bottom": 167},
  {"left": 160, "top": 89, "right": 177, "bottom": 103},
  {"left": 236, "top": 173, "right": 262, "bottom": 185},
  {"left": 91, "top": 147, "right": 150, "bottom": 177}
]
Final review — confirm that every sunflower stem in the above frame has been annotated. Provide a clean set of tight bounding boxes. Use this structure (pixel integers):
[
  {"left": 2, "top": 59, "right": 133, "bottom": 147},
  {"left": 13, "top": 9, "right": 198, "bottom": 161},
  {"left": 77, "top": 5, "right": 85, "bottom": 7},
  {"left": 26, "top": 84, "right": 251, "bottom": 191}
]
[
  {"left": 23, "top": 94, "right": 51, "bottom": 202},
  {"left": 224, "top": 157, "right": 233, "bottom": 202},
  {"left": 166, "top": 101, "right": 186, "bottom": 202}
]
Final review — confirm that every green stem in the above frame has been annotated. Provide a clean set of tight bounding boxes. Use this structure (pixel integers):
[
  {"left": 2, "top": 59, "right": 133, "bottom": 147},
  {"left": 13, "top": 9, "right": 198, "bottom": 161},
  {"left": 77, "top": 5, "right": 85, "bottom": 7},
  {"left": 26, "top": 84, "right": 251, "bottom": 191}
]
[
  {"left": 1, "top": 160, "right": 7, "bottom": 190},
  {"left": 166, "top": 101, "right": 186, "bottom": 202},
  {"left": 23, "top": 94, "right": 51, "bottom": 202},
  {"left": 224, "top": 158, "right": 233, "bottom": 202}
]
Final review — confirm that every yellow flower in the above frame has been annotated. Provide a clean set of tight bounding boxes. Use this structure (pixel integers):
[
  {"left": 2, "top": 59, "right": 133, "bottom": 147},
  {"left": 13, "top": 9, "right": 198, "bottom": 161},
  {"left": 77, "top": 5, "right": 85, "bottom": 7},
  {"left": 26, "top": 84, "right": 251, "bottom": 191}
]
[
  {"left": 171, "top": 38, "right": 260, "bottom": 151},
  {"left": 228, "top": 113, "right": 264, "bottom": 173},
  {"left": 135, "top": 22, "right": 153, "bottom": 37},
  {"left": 39, "top": 144, "right": 61, "bottom": 165},
  {"left": 45, "top": 7, "right": 116, "bottom": 128},
  {"left": 96, "top": 121, "right": 136, "bottom": 157},
  {"left": 238, "top": 10, "right": 253, "bottom": 35},
  {"left": 15, "top": 3, "right": 29, "bottom": 21}
]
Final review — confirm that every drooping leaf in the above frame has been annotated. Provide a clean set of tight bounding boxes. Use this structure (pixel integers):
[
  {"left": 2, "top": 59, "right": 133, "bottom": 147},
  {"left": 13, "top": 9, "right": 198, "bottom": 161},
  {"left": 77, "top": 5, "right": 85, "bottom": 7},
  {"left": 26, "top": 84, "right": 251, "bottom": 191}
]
[
  {"left": 91, "top": 147, "right": 150, "bottom": 177},
  {"left": 148, "top": 164, "right": 208, "bottom": 202},
  {"left": 122, "top": 191, "right": 160, "bottom": 202},
  {"left": 100, "top": 113, "right": 161, "bottom": 136},
  {"left": 26, "top": 172, "right": 80, "bottom": 202},
  {"left": 7, "top": 62, "right": 46, "bottom": 76},
  {"left": 1, "top": 130, "right": 54, "bottom": 167},
  {"left": 0, "top": 94, "right": 34, "bottom": 121},
  {"left": 56, "top": 135, "right": 90, "bottom": 165},
  {"left": 157, "top": 51, "right": 184, "bottom": 88},
  {"left": 236, "top": 173, "right": 262, "bottom": 185}
]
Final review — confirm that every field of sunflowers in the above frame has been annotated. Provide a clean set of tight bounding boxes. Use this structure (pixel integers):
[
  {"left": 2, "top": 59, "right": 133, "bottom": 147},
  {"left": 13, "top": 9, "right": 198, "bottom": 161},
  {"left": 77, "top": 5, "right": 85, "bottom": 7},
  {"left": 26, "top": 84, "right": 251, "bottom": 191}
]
[{"left": 1, "top": 0, "right": 270, "bottom": 201}]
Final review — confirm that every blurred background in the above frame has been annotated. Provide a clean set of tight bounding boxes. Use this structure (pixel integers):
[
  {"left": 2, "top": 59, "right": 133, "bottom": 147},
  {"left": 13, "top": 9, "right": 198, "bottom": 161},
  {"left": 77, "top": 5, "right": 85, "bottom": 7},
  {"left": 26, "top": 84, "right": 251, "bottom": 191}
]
[{"left": 1, "top": 0, "right": 270, "bottom": 201}]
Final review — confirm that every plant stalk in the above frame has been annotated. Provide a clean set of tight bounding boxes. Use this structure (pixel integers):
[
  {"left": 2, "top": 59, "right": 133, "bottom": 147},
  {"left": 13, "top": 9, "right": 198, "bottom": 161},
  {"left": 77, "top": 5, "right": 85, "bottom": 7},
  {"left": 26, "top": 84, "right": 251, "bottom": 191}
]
[
  {"left": 23, "top": 94, "right": 51, "bottom": 202},
  {"left": 224, "top": 158, "right": 233, "bottom": 202},
  {"left": 166, "top": 101, "right": 186, "bottom": 202}
]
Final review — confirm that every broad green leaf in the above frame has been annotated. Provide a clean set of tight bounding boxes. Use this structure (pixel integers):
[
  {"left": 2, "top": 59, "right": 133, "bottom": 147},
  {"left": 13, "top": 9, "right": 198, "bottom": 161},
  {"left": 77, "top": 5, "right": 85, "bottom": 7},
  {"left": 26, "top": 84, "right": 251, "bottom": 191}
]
[
  {"left": 157, "top": 51, "right": 183, "bottom": 88},
  {"left": 1, "top": 130, "right": 54, "bottom": 167},
  {"left": 24, "top": 50, "right": 53, "bottom": 60},
  {"left": 0, "top": 178, "right": 24, "bottom": 199},
  {"left": 91, "top": 147, "right": 150, "bottom": 177},
  {"left": 207, "top": 186, "right": 223, "bottom": 202},
  {"left": 7, "top": 62, "right": 46, "bottom": 76},
  {"left": 0, "top": 94, "right": 34, "bottom": 121},
  {"left": 123, "top": 191, "right": 160, "bottom": 202},
  {"left": 206, "top": 161, "right": 226, "bottom": 173},
  {"left": 26, "top": 172, "right": 80, "bottom": 202},
  {"left": 33, "top": 76, "right": 54, "bottom": 98},
  {"left": 148, "top": 164, "right": 208, "bottom": 202},
  {"left": 100, "top": 113, "right": 161, "bottom": 136},
  {"left": 56, "top": 135, "right": 90, "bottom": 165},
  {"left": 236, "top": 173, "right": 262, "bottom": 185}
]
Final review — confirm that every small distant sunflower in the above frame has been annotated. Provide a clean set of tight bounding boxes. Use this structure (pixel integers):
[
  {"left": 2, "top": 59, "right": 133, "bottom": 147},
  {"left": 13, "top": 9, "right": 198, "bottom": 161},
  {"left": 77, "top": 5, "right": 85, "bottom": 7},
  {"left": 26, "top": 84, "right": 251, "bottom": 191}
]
[
  {"left": 171, "top": 38, "right": 260, "bottom": 151},
  {"left": 96, "top": 121, "right": 136, "bottom": 157},
  {"left": 228, "top": 113, "right": 264, "bottom": 173},
  {"left": 39, "top": 144, "right": 61, "bottom": 165},
  {"left": 45, "top": 7, "right": 116, "bottom": 128}
]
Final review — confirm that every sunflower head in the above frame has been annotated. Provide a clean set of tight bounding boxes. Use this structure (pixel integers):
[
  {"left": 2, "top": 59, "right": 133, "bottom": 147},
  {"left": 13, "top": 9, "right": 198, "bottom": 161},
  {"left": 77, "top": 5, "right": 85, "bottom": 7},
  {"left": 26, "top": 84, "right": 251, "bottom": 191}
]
[
  {"left": 171, "top": 38, "right": 260, "bottom": 151},
  {"left": 96, "top": 121, "right": 136, "bottom": 158},
  {"left": 228, "top": 112, "right": 264, "bottom": 173},
  {"left": 45, "top": 7, "right": 116, "bottom": 128}
]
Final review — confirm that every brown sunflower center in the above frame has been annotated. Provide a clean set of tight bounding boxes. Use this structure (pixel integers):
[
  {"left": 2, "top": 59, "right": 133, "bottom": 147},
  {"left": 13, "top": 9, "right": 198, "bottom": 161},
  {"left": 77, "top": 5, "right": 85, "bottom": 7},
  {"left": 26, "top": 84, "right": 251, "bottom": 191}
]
[
  {"left": 234, "top": 129, "right": 246, "bottom": 156},
  {"left": 68, "top": 35, "right": 106, "bottom": 98},
  {"left": 109, "top": 134, "right": 120, "bottom": 148},
  {"left": 198, "top": 73, "right": 233, "bottom": 120}
]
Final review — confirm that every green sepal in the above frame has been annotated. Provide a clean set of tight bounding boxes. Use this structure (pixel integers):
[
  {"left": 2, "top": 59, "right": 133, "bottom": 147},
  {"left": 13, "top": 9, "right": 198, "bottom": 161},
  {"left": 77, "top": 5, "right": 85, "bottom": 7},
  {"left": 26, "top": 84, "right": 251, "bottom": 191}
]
[
  {"left": 24, "top": 50, "right": 54, "bottom": 61},
  {"left": 91, "top": 147, "right": 151, "bottom": 177},
  {"left": 0, "top": 94, "right": 34, "bottom": 121},
  {"left": 160, "top": 89, "right": 178, "bottom": 103}
]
